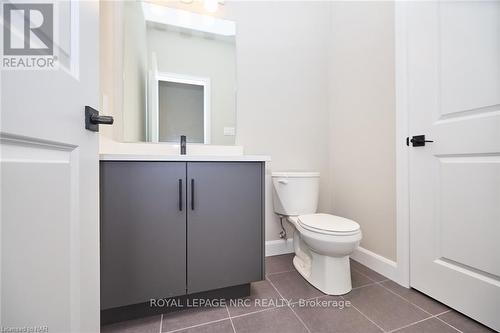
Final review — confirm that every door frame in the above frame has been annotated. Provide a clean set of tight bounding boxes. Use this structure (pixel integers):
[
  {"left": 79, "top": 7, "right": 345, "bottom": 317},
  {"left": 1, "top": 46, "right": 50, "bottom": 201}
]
[
  {"left": 394, "top": 1, "right": 411, "bottom": 288},
  {"left": 150, "top": 71, "right": 211, "bottom": 144}
]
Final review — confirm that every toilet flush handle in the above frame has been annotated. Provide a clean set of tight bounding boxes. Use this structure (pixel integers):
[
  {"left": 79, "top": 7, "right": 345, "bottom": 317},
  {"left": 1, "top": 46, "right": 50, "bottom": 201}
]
[{"left": 278, "top": 179, "right": 289, "bottom": 185}]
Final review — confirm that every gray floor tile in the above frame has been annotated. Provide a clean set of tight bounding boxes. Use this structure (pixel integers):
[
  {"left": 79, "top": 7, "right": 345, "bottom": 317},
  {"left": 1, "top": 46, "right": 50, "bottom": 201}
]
[
  {"left": 350, "top": 259, "right": 387, "bottom": 282},
  {"left": 380, "top": 280, "right": 449, "bottom": 315},
  {"left": 393, "top": 318, "right": 459, "bottom": 333},
  {"left": 267, "top": 270, "right": 324, "bottom": 303},
  {"left": 265, "top": 253, "right": 295, "bottom": 275},
  {"left": 232, "top": 307, "right": 307, "bottom": 333},
  {"left": 174, "top": 319, "right": 234, "bottom": 333},
  {"left": 351, "top": 268, "right": 375, "bottom": 289},
  {"left": 227, "top": 280, "right": 284, "bottom": 317},
  {"left": 438, "top": 310, "right": 497, "bottom": 333},
  {"left": 101, "top": 315, "right": 161, "bottom": 333},
  {"left": 344, "top": 284, "right": 430, "bottom": 331},
  {"left": 292, "top": 295, "right": 382, "bottom": 333},
  {"left": 161, "top": 306, "right": 228, "bottom": 332}
]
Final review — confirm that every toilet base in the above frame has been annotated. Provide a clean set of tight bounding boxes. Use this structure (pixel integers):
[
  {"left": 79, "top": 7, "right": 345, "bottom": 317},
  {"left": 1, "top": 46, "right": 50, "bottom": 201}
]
[{"left": 293, "top": 252, "right": 352, "bottom": 296}]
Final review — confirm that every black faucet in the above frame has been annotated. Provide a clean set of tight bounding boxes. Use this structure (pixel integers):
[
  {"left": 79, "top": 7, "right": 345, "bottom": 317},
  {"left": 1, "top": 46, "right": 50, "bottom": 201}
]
[{"left": 180, "top": 135, "right": 186, "bottom": 155}]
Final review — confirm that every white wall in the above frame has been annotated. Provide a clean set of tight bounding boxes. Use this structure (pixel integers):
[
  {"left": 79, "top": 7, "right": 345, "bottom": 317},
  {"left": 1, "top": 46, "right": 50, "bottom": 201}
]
[
  {"left": 99, "top": 0, "right": 123, "bottom": 141},
  {"left": 227, "top": 2, "right": 332, "bottom": 241},
  {"left": 328, "top": 2, "right": 396, "bottom": 260}
]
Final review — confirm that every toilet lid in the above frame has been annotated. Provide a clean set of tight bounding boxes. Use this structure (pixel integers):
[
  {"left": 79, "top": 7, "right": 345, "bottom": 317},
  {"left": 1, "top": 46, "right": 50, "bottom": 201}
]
[{"left": 298, "top": 213, "right": 360, "bottom": 234}]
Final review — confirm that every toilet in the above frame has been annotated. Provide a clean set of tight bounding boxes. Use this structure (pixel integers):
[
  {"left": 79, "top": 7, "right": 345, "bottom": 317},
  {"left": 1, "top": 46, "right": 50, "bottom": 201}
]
[{"left": 272, "top": 171, "right": 362, "bottom": 295}]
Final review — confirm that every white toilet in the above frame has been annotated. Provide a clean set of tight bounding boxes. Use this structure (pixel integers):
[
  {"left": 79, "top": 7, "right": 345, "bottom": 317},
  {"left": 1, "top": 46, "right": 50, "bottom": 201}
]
[{"left": 272, "top": 171, "right": 362, "bottom": 295}]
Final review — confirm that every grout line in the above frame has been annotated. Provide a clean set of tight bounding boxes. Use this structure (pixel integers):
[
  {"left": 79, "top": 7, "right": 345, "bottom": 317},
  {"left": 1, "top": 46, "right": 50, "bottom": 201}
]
[
  {"left": 265, "top": 278, "right": 289, "bottom": 306},
  {"left": 159, "top": 314, "right": 163, "bottom": 333},
  {"left": 163, "top": 317, "right": 229, "bottom": 333},
  {"left": 351, "top": 280, "right": 378, "bottom": 290},
  {"left": 225, "top": 305, "right": 237, "bottom": 333},
  {"left": 351, "top": 266, "right": 390, "bottom": 284},
  {"left": 346, "top": 282, "right": 376, "bottom": 292},
  {"left": 387, "top": 310, "right": 458, "bottom": 333},
  {"left": 435, "top": 313, "right": 464, "bottom": 333},
  {"left": 350, "top": 259, "right": 392, "bottom": 284},
  {"left": 342, "top": 295, "right": 387, "bottom": 333},
  {"left": 434, "top": 309, "right": 452, "bottom": 316},
  {"left": 376, "top": 281, "right": 434, "bottom": 317},
  {"left": 289, "top": 293, "right": 330, "bottom": 305},
  {"left": 288, "top": 303, "right": 312, "bottom": 333},
  {"left": 265, "top": 268, "right": 296, "bottom": 277},
  {"left": 387, "top": 317, "right": 435, "bottom": 333},
  {"left": 351, "top": 267, "right": 377, "bottom": 283},
  {"left": 265, "top": 277, "right": 311, "bottom": 333},
  {"left": 375, "top": 280, "right": 462, "bottom": 332},
  {"left": 230, "top": 305, "right": 281, "bottom": 319}
]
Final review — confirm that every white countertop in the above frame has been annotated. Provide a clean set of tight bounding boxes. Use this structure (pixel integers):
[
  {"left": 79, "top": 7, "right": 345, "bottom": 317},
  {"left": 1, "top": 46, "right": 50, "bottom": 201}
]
[
  {"left": 98, "top": 138, "right": 270, "bottom": 162},
  {"left": 100, "top": 153, "right": 271, "bottom": 162}
]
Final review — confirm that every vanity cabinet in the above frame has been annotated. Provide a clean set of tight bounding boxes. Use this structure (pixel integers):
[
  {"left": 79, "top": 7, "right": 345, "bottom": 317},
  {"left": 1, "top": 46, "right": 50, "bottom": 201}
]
[
  {"left": 100, "top": 161, "right": 264, "bottom": 311},
  {"left": 100, "top": 162, "right": 187, "bottom": 310},
  {"left": 187, "top": 162, "right": 263, "bottom": 293}
]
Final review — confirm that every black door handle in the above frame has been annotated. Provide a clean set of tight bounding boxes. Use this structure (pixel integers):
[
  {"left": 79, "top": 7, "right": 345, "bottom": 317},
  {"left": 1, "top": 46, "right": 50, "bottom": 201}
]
[
  {"left": 191, "top": 179, "right": 195, "bottom": 210},
  {"left": 406, "top": 135, "right": 434, "bottom": 147},
  {"left": 178, "top": 179, "right": 183, "bottom": 211},
  {"left": 85, "top": 106, "right": 114, "bottom": 132},
  {"left": 91, "top": 114, "right": 114, "bottom": 125}
]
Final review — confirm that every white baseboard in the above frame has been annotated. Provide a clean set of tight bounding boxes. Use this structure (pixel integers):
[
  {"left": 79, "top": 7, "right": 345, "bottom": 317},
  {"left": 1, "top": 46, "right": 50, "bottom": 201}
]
[
  {"left": 265, "top": 241, "right": 399, "bottom": 283},
  {"left": 265, "top": 238, "right": 294, "bottom": 257},
  {"left": 350, "top": 246, "right": 398, "bottom": 282}
]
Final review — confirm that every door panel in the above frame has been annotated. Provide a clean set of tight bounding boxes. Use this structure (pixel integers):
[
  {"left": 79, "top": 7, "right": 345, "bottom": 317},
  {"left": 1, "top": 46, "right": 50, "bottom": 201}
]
[
  {"left": 439, "top": 2, "right": 499, "bottom": 115},
  {"left": 439, "top": 157, "right": 500, "bottom": 277},
  {"left": 187, "top": 162, "right": 263, "bottom": 293},
  {"left": 406, "top": 1, "right": 500, "bottom": 330},
  {"left": 1, "top": 2, "right": 99, "bottom": 332},
  {"left": 100, "top": 162, "right": 187, "bottom": 309},
  {"left": 1, "top": 138, "right": 75, "bottom": 332}
]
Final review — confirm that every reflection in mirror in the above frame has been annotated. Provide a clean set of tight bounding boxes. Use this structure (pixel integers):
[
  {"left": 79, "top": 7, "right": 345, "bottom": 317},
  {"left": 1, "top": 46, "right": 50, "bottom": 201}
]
[
  {"left": 122, "top": 1, "right": 236, "bottom": 145},
  {"left": 158, "top": 80, "right": 205, "bottom": 143}
]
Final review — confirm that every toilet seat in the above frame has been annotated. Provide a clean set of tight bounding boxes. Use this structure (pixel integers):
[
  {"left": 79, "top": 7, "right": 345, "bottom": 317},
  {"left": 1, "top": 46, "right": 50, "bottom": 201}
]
[{"left": 298, "top": 213, "right": 360, "bottom": 236}]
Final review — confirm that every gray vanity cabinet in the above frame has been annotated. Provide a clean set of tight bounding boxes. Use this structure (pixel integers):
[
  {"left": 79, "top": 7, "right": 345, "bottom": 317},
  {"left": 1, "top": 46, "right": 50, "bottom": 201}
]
[
  {"left": 187, "top": 162, "right": 263, "bottom": 293},
  {"left": 100, "top": 161, "right": 187, "bottom": 310},
  {"left": 100, "top": 160, "right": 264, "bottom": 310}
]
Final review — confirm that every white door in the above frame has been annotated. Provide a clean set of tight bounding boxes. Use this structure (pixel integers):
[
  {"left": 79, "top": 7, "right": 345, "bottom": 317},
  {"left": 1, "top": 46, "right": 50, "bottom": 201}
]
[
  {"left": 404, "top": 1, "right": 500, "bottom": 331},
  {"left": 1, "top": 1, "right": 100, "bottom": 332}
]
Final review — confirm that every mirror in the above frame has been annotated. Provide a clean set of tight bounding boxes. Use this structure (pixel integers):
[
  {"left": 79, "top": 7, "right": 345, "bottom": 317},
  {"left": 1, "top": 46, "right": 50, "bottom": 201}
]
[{"left": 122, "top": 1, "right": 236, "bottom": 144}]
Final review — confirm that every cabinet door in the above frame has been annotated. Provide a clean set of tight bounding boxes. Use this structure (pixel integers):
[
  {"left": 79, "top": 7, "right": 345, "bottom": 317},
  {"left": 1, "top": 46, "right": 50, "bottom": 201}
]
[
  {"left": 100, "top": 161, "right": 187, "bottom": 309},
  {"left": 187, "top": 162, "right": 263, "bottom": 293}
]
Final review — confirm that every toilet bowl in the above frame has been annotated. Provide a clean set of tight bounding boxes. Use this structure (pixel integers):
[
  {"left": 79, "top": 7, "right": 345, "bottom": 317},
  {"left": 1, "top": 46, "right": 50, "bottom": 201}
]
[{"left": 272, "top": 172, "right": 362, "bottom": 295}]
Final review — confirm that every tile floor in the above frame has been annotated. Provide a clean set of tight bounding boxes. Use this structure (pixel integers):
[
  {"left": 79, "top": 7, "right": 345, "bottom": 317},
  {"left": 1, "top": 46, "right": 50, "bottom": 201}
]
[{"left": 102, "top": 254, "right": 496, "bottom": 333}]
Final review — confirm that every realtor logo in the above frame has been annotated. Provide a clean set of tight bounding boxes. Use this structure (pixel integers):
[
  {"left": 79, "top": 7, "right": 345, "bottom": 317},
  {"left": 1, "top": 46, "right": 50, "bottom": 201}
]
[{"left": 2, "top": 2, "right": 57, "bottom": 69}]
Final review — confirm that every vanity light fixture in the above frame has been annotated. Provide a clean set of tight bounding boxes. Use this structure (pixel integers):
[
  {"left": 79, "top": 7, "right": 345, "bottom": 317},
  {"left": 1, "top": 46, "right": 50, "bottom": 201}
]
[
  {"left": 203, "top": 0, "right": 219, "bottom": 13},
  {"left": 177, "top": 0, "right": 224, "bottom": 14}
]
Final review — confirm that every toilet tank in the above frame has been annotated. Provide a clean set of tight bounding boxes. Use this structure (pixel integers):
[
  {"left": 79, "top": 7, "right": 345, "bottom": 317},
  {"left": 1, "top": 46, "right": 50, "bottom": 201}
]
[{"left": 272, "top": 171, "right": 320, "bottom": 216}]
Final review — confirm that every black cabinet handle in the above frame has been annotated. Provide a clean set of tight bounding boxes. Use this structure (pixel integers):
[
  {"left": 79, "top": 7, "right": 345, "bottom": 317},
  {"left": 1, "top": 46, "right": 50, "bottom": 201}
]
[
  {"left": 191, "top": 179, "right": 195, "bottom": 210},
  {"left": 178, "top": 179, "right": 183, "bottom": 211}
]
